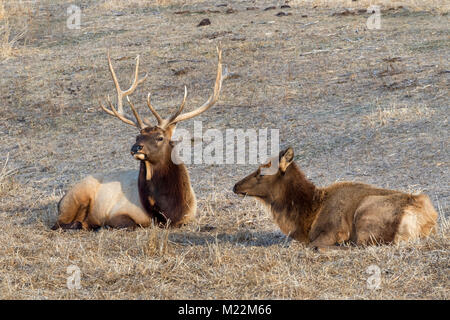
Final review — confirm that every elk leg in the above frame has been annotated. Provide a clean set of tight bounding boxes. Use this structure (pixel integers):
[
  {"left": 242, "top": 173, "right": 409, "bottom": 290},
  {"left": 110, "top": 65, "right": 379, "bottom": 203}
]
[
  {"left": 353, "top": 196, "right": 402, "bottom": 245},
  {"left": 52, "top": 176, "right": 97, "bottom": 230},
  {"left": 52, "top": 196, "right": 89, "bottom": 230},
  {"left": 308, "top": 232, "right": 343, "bottom": 251},
  {"left": 108, "top": 214, "right": 137, "bottom": 230}
]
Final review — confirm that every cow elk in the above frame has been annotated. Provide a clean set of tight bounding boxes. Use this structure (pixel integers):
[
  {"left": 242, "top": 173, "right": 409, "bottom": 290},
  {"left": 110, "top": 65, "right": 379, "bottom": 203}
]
[
  {"left": 233, "top": 147, "right": 438, "bottom": 249},
  {"left": 52, "top": 46, "right": 227, "bottom": 230}
]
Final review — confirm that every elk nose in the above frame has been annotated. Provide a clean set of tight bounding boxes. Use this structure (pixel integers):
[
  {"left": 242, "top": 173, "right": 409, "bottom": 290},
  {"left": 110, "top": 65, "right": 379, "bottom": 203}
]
[
  {"left": 131, "top": 144, "right": 143, "bottom": 154},
  {"left": 232, "top": 184, "right": 237, "bottom": 193}
]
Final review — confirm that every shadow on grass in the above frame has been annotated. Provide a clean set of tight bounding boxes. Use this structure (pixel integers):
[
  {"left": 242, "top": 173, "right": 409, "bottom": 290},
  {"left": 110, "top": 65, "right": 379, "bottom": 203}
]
[
  {"left": 169, "top": 230, "right": 292, "bottom": 248},
  {"left": 21, "top": 201, "right": 291, "bottom": 248}
]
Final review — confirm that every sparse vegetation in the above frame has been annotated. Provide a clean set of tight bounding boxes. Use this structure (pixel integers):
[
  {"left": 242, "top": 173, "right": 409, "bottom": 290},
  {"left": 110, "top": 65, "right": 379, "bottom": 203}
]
[
  {"left": 365, "top": 103, "right": 436, "bottom": 127},
  {"left": 0, "top": 0, "right": 448, "bottom": 299},
  {"left": 0, "top": 154, "right": 20, "bottom": 197},
  {"left": 306, "top": 0, "right": 449, "bottom": 14},
  {"left": 0, "top": 0, "right": 34, "bottom": 61}
]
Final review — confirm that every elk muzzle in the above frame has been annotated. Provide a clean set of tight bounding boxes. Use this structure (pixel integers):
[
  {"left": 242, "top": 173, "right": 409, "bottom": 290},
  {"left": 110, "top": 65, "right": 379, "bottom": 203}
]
[
  {"left": 233, "top": 182, "right": 245, "bottom": 196},
  {"left": 131, "top": 144, "right": 145, "bottom": 160}
]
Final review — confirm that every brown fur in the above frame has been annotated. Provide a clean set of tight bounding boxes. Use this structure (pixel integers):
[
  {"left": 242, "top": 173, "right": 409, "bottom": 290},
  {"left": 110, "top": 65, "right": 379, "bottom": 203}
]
[
  {"left": 53, "top": 47, "right": 225, "bottom": 231},
  {"left": 53, "top": 175, "right": 100, "bottom": 230},
  {"left": 52, "top": 125, "right": 196, "bottom": 230},
  {"left": 233, "top": 147, "right": 438, "bottom": 248},
  {"left": 137, "top": 147, "right": 195, "bottom": 227}
]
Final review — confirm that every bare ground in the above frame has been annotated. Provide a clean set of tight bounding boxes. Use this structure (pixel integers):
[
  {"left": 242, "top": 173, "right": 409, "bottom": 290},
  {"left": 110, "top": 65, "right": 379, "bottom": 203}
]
[{"left": 0, "top": 0, "right": 448, "bottom": 299}]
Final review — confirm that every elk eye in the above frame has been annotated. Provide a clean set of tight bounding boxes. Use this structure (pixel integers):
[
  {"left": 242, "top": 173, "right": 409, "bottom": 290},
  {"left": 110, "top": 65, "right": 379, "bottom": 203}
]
[{"left": 157, "top": 136, "right": 164, "bottom": 141}]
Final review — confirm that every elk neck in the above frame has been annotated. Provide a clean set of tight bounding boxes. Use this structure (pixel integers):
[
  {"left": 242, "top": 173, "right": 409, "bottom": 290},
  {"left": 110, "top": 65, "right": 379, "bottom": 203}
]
[
  {"left": 270, "top": 163, "right": 321, "bottom": 238},
  {"left": 137, "top": 156, "right": 188, "bottom": 225}
]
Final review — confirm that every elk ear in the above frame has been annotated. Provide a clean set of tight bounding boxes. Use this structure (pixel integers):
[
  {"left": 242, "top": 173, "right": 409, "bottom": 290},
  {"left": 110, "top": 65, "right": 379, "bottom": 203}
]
[{"left": 279, "top": 147, "right": 294, "bottom": 173}]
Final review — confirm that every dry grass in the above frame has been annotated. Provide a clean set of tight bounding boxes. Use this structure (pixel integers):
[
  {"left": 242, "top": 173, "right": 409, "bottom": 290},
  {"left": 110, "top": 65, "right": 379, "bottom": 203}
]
[
  {"left": 0, "top": 0, "right": 448, "bottom": 299},
  {"left": 0, "top": 154, "right": 20, "bottom": 197},
  {"left": 303, "top": 0, "right": 449, "bottom": 14},
  {"left": 0, "top": 206, "right": 448, "bottom": 299},
  {"left": 0, "top": 0, "right": 34, "bottom": 61},
  {"left": 364, "top": 103, "right": 436, "bottom": 127},
  {"left": 95, "top": 0, "right": 194, "bottom": 11}
]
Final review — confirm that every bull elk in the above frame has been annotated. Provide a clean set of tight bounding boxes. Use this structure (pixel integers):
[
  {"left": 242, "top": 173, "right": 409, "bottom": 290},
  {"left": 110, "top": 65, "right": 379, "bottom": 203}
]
[
  {"left": 52, "top": 46, "right": 227, "bottom": 230},
  {"left": 233, "top": 147, "right": 438, "bottom": 249}
]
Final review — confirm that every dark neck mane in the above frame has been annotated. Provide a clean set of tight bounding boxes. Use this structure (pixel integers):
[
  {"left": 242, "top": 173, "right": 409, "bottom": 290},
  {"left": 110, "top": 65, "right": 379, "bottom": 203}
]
[
  {"left": 138, "top": 159, "right": 187, "bottom": 226},
  {"left": 270, "top": 163, "right": 318, "bottom": 236}
]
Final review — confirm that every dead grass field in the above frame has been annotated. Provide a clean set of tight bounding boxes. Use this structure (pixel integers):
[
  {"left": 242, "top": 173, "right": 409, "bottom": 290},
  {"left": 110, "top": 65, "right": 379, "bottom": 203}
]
[{"left": 0, "top": 0, "right": 448, "bottom": 299}]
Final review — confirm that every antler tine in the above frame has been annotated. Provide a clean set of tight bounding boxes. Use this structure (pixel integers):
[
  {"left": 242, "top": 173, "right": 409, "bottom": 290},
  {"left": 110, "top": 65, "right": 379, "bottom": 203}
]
[
  {"left": 98, "top": 95, "right": 138, "bottom": 128},
  {"left": 146, "top": 93, "right": 164, "bottom": 126},
  {"left": 167, "top": 85, "right": 188, "bottom": 124},
  {"left": 124, "top": 55, "right": 148, "bottom": 94},
  {"left": 107, "top": 51, "right": 148, "bottom": 114},
  {"left": 126, "top": 96, "right": 145, "bottom": 129},
  {"left": 165, "top": 45, "right": 227, "bottom": 127}
]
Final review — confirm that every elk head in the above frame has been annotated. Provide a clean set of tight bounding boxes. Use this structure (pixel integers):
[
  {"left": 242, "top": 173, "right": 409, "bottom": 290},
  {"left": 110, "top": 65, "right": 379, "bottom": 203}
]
[
  {"left": 99, "top": 45, "right": 228, "bottom": 173},
  {"left": 233, "top": 147, "right": 295, "bottom": 200}
]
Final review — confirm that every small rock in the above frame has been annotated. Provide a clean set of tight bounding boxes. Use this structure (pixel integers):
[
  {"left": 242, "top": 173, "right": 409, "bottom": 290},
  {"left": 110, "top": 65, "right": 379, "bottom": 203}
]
[
  {"left": 197, "top": 18, "right": 211, "bottom": 27},
  {"left": 172, "top": 68, "right": 190, "bottom": 76},
  {"left": 276, "top": 11, "right": 291, "bottom": 17},
  {"left": 227, "top": 73, "right": 241, "bottom": 79},
  {"left": 281, "top": 5, "right": 291, "bottom": 9},
  {"left": 264, "top": 6, "right": 276, "bottom": 11},
  {"left": 231, "top": 36, "right": 246, "bottom": 41},
  {"left": 200, "top": 224, "right": 216, "bottom": 232}
]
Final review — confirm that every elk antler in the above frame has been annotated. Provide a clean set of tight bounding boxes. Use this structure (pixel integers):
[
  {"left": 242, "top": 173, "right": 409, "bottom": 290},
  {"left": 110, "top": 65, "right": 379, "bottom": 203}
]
[
  {"left": 144, "top": 44, "right": 228, "bottom": 129},
  {"left": 99, "top": 52, "right": 148, "bottom": 129}
]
